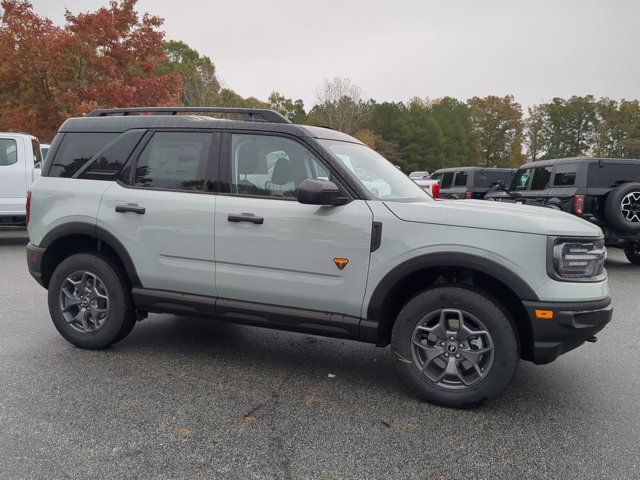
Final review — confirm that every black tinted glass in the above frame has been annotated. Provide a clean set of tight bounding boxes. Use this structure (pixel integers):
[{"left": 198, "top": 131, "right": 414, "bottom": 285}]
[
  {"left": 79, "top": 130, "right": 145, "bottom": 181},
  {"left": 587, "top": 163, "right": 640, "bottom": 188},
  {"left": 475, "top": 170, "right": 515, "bottom": 188},
  {"left": 49, "top": 132, "right": 118, "bottom": 177},
  {"left": 134, "top": 131, "right": 212, "bottom": 191},
  {"left": 454, "top": 171, "right": 468, "bottom": 186},
  {"left": 553, "top": 163, "right": 577, "bottom": 186},
  {"left": 441, "top": 172, "right": 454, "bottom": 188},
  {"left": 531, "top": 166, "right": 552, "bottom": 190}
]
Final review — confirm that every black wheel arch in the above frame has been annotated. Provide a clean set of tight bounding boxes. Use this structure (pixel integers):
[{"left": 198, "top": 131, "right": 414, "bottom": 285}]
[
  {"left": 39, "top": 222, "right": 141, "bottom": 289},
  {"left": 365, "top": 252, "right": 538, "bottom": 359}
]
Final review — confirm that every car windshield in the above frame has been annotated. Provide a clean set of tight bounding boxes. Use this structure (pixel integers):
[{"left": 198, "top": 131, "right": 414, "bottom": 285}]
[{"left": 319, "top": 140, "right": 430, "bottom": 202}]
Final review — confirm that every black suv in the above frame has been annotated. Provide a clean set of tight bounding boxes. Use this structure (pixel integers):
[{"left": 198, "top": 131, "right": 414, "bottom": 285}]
[
  {"left": 430, "top": 167, "right": 516, "bottom": 199},
  {"left": 485, "top": 157, "right": 640, "bottom": 264}
]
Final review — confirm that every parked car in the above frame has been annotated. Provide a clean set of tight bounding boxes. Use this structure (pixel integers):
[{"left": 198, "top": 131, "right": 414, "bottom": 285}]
[
  {"left": 485, "top": 157, "right": 640, "bottom": 265},
  {"left": 409, "top": 170, "right": 430, "bottom": 179},
  {"left": 411, "top": 176, "right": 440, "bottom": 197},
  {"left": 27, "top": 107, "right": 611, "bottom": 408},
  {"left": 430, "top": 167, "right": 516, "bottom": 199},
  {"left": 0, "top": 132, "right": 42, "bottom": 225}
]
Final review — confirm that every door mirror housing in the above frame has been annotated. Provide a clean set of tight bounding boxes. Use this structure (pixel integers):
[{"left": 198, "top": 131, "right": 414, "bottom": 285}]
[{"left": 297, "top": 179, "right": 350, "bottom": 206}]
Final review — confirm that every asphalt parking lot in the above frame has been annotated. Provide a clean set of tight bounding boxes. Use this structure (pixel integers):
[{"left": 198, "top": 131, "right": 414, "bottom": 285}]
[{"left": 0, "top": 227, "right": 638, "bottom": 480}]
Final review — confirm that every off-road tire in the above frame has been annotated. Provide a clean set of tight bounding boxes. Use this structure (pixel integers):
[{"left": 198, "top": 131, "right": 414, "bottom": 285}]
[
  {"left": 391, "top": 285, "right": 519, "bottom": 409},
  {"left": 48, "top": 253, "right": 136, "bottom": 349}
]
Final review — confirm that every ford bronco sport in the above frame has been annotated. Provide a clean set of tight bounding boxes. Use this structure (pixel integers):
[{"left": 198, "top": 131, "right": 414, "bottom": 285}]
[
  {"left": 485, "top": 157, "right": 640, "bottom": 265},
  {"left": 26, "top": 107, "right": 612, "bottom": 408}
]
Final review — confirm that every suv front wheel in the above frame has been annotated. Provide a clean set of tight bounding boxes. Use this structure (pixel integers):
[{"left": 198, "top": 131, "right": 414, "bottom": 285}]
[
  {"left": 391, "top": 286, "right": 519, "bottom": 408},
  {"left": 48, "top": 253, "right": 136, "bottom": 349}
]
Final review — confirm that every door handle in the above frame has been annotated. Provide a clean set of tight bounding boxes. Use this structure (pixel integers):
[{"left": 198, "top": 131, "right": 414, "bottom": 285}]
[
  {"left": 115, "top": 204, "right": 146, "bottom": 214},
  {"left": 228, "top": 213, "right": 263, "bottom": 224}
]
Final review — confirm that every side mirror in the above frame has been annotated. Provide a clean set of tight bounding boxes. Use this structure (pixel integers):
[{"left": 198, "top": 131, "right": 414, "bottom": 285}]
[{"left": 297, "top": 179, "right": 350, "bottom": 206}]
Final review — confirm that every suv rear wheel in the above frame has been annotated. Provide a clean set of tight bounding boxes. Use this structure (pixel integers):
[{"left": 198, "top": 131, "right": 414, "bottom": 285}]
[
  {"left": 624, "top": 243, "right": 640, "bottom": 265},
  {"left": 391, "top": 286, "right": 519, "bottom": 408},
  {"left": 604, "top": 182, "right": 640, "bottom": 233},
  {"left": 48, "top": 253, "right": 136, "bottom": 349}
]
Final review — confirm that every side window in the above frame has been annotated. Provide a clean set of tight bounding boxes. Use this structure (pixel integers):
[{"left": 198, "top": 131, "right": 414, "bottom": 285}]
[
  {"left": 48, "top": 132, "right": 118, "bottom": 177},
  {"left": 511, "top": 168, "right": 532, "bottom": 190},
  {"left": 587, "top": 163, "right": 640, "bottom": 187},
  {"left": 230, "top": 134, "right": 329, "bottom": 198},
  {"left": 134, "top": 131, "right": 212, "bottom": 191},
  {"left": 454, "top": 171, "right": 468, "bottom": 186},
  {"left": 530, "top": 166, "right": 552, "bottom": 190},
  {"left": 553, "top": 163, "right": 577, "bottom": 186},
  {"left": 441, "top": 172, "right": 454, "bottom": 188},
  {"left": 0, "top": 138, "right": 17, "bottom": 166},
  {"left": 31, "top": 139, "right": 42, "bottom": 167},
  {"left": 79, "top": 130, "right": 145, "bottom": 181}
]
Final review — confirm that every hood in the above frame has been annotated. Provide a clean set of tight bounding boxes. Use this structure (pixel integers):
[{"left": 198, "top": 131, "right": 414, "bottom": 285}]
[{"left": 384, "top": 199, "right": 603, "bottom": 237}]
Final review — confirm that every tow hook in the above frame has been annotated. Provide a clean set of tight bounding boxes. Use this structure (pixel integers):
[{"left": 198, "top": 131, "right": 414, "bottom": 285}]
[{"left": 586, "top": 336, "right": 598, "bottom": 343}]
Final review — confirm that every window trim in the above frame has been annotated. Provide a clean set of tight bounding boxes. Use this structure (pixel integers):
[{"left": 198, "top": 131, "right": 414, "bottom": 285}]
[
  {"left": 118, "top": 128, "right": 221, "bottom": 195},
  {"left": 218, "top": 130, "right": 355, "bottom": 202}
]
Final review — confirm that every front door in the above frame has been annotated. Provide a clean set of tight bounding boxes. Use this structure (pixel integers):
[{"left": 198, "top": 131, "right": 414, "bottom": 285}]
[
  {"left": 97, "top": 130, "right": 219, "bottom": 297},
  {"left": 214, "top": 132, "right": 373, "bottom": 318}
]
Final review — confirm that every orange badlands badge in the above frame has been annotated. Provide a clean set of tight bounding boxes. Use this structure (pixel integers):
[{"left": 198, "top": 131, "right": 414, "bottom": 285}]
[{"left": 333, "top": 258, "right": 349, "bottom": 270}]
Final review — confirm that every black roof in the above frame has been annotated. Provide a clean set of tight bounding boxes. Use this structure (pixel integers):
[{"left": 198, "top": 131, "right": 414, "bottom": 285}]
[
  {"left": 58, "top": 108, "right": 363, "bottom": 144},
  {"left": 518, "top": 156, "right": 640, "bottom": 169},
  {"left": 433, "top": 166, "right": 516, "bottom": 174}
]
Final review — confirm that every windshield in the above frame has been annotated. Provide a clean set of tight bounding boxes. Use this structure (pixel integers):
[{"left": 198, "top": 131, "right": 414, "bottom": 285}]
[{"left": 319, "top": 140, "right": 430, "bottom": 202}]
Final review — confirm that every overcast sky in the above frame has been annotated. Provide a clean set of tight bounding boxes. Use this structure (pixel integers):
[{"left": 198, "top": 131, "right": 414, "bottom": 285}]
[{"left": 29, "top": 0, "right": 640, "bottom": 110}]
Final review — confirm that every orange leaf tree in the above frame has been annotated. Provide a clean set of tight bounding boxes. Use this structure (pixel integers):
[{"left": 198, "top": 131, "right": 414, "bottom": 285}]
[{"left": 0, "top": 0, "right": 181, "bottom": 140}]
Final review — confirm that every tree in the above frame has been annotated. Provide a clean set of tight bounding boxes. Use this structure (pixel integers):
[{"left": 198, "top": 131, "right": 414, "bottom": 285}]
[
  {"left": 0, "top": 0, "right": 181, "bottom": 140},
  {"left": 468, "top": 95, "right": 525, "bottom": 167},
  {"left": 526, "top": 96, "right": 598, "bottom": 160},
  {"left": 268, "top": 91, "right": 306, "bottom": 123},
  {"left": 594, "top": 98, "right": 640, "bottom": 158},
  {"left": 307, "top": 77, "right": 372, "bottom": 134},
  {"left": 158, "top": 40, "right": 220, "bottom": 106}
]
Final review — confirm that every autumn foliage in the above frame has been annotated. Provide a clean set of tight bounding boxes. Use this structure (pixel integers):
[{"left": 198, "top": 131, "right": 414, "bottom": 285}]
[{"left": 0, "top": 0, "right": 180, "bottom": 140}]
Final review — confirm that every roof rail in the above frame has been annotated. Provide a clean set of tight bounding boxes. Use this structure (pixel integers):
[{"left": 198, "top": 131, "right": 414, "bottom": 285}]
[{"left": 85, "top": 107, "right": 292, "bottom": 124}]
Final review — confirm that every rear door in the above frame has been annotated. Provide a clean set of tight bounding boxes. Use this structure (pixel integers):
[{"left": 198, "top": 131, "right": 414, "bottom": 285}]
[
  {"left": 98, "top": 130, "right": 218, "bottom": 297},
  {"left": 213, "top": 132, "right": 373, "bottom": 318}
]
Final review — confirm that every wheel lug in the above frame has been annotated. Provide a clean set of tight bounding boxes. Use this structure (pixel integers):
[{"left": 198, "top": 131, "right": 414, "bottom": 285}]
[
  {"left": 444, "top": 353, "right": 449, "bottom": 358},
  {"left": 449, "top": 336, "right": 455, "bottom": 341},
  {"left": 455, "top": 354, "right": 461, "bottom": 359},
  {"left": 440, "top": 342, "right": 445, "bottom": 347},
  {"left": 459, "top": 343, "right": 464, "bottom": 348}
]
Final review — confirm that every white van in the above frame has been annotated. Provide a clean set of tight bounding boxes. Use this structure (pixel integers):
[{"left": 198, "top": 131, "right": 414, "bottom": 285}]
[{"left": 0, "top": 132, "right": 42, "bottom": 225}]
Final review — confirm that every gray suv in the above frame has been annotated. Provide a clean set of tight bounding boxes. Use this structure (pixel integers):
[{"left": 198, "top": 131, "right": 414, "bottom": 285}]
[{"left": 26, "top": 107, "right": 612, "bottom": 408}]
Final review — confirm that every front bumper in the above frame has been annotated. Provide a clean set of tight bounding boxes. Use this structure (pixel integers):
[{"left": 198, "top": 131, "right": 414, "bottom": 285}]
[
  {"left": 26, "top": 242, "right": 46, "bottom": 287},
  {"left": 524, "top": 297, "right": 612, "bottom": 364}
]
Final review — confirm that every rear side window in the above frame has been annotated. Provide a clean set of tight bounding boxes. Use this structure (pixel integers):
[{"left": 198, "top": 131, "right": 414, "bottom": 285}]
[
  {"left": 78, "top": 130, "right": 145, "bottom": 181},
  {"left": 48, "top": 132, "right": 118, "bottom": 177},
  {"left": 553, "top": 163, "right": 578, "bottom": 186},
  {"left": 587, "top": 163, "right": 640, "bottom": 188},
  {"left": 454, "top": 171, "right": 468, "bottom": 186},
  {"left": 475, "top": 170, "right": 514, "bottom": 188},
  {"left": 134, "top": 131, "right": 213, "bottom": 191},
  {"left": 0, "top": 138, "right": 17, "bottom": 166}
]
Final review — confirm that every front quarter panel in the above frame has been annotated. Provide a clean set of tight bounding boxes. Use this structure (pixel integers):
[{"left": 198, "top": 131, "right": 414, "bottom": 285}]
[{"left": 362, "top": 201, "right": 610, "bottom": 320}]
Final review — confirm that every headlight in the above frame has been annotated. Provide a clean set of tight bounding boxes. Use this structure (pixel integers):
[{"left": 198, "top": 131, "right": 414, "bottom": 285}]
[{"left": 548, "top": 237, "right": 607, "bottom": 281}]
